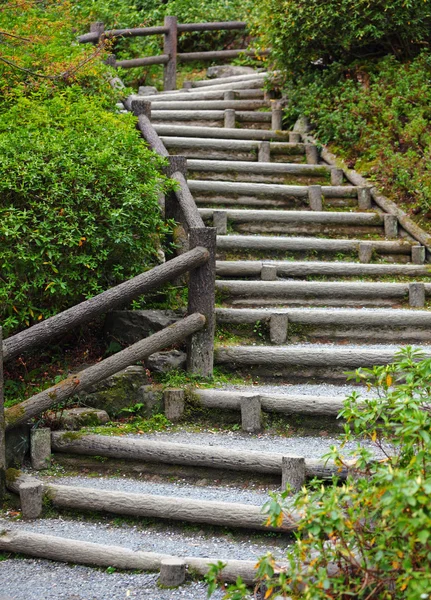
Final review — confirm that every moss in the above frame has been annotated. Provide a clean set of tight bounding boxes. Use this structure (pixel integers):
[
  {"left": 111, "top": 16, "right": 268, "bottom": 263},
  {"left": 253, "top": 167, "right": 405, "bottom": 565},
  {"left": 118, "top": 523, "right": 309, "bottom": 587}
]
[
  {"left": 5, "top": 468, "right": 21, "bottom": 484},
  {"left": 4, "top": 404, "right": 25, "bottom": 428},
  {"left": 59, "top": 431, "right": 87, "bottom": 442}
]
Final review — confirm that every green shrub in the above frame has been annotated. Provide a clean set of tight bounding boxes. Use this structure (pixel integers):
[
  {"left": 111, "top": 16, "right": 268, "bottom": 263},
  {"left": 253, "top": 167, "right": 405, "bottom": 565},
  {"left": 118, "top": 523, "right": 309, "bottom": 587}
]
[
  {"left": 253, "top": 0, "right": 431, "bottom": 74},
  {"left": 0, "top": 88, "right": 170, "bottom": 334},
  {"left": 282, "top": 52, "right": 431, "bottom": 223},
  {"left": 209, "top": 347, "right": 431, "bottom": 598}
]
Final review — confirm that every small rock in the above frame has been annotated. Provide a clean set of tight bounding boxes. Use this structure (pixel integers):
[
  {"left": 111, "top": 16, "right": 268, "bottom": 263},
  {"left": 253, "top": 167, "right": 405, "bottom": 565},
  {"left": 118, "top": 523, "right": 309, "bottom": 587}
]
[
  {"left": 206, "top": 65, "right": 256, "bottom": 79},
  {"left": 47, "top": 408, "right": 110, "bottom": 430},
  {"left": 104, "top": 310, "right": 183, "bottom": 346},
  {"left": 138, "top": 85, "right": 158, "bottom": 95},
  {"left": 146, "top": 350, "right": 187, "bottom": 373}
]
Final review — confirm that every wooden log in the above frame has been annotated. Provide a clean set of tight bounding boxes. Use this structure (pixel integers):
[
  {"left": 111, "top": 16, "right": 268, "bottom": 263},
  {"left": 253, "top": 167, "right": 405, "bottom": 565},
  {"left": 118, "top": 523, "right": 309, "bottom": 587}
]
[
  {"left": 215, "top": 279, "right": 412, "bottom": 299},
  {"left": 177, "top": 21, "right": 247, "bottom": 33},
  {"left": 215, "top": 345, "right": 431, "bottom": 368},
  {"left": 0, "top": 327, "right": 4, "bottom": 500},
  {"left": 282, "top": 457, "right": 305, "bottom": 492},
  {"left": 5, "top": 314, "right": 205, "bottom": 430},
  {"left": 241, "top": 396, "right": 261, "bottom": 433},
  {"left": 187, "top": 228, "right": 216, "bottom": 376},
  {"left": 151, "top": 110, "right": 271, "bottom": 122},
  {"left": 156, "top": 125, "right": 289, "bottom": 141},
  {"left": 140, "top": 89, "right": 264, "bottom": 102},
  {"left": 359, "top": 242, "right": 373, "bottom": 263},
  {"left": 31, "top": 429, "right": 51, "bottom": 470},
  {"left": 188, "top": 180, "right": 355, "bottom": 196},
  {"left": 187, "top": 159, "right": 329, "bottom": 175},
  {"left": 163, "top": 389, "right": 185, "bottom": 422},
  {"left": 409, "top": 283, "right": 425, "bottom": 308},
  {"left": 270, "top": 314, "right": 288, "bottom": 344},
  {"left": 271, "top": 105, "right": 283, "bottom": 131},
  {"left": 79, "top": 26, "right": 169, "bottom": 44},
  {"left": 215, "top": 260, "right": 430, "bottom": 278},
  {"left": 412, "top": 245, "right": 426, "bottom": 264},
  {"left": 258, "top": 141, "right": 271, "bottom": 162},
  {"left": 213, "top": 210, "right": 228, "bottom": 235},
  {"left": 216, "top": 235, "right": 415, "bottom": 255},
  {"left": 261, "top": 265, "right": 277, "bottom": 281},
  {"left": 191, "top": 72, "right": 268, "bottom": 88},
  {"left": 331, "top": 168, "right": 344, "bottom": 186},
  {"left": 165, "top": 138, "right": 304, "bottom": 156},
  {"left": 305, "top": 144, "right": 319, "bottom": 165},
  {"left": 36, "top": 481, "right": 293, "bottom": 532},
  {"left": 137, "top": 114, "right": 169, "bottom": 157},
  {"left": 289, "top": 132, "right": 301, "bottom": 143},
  {"left": 20, "top": 481, "right": 43, "bottom": 519},
  {"left": 160, "top": 558, "right": 186, "bottom": 587},
  {"left": 51, "top": 432, "right": 342, "bottom": 479},
  {"left": 308, "top": 185, "right": 322, "bottom": 211},
  {"left": 115, "top": 55, "right": 170, "bottom": 68},
  {"left": 224, "top": 109, "right": 236, "bottom": 128},
  {"left": 358, "top": 187, "right": 372, "bottom": 209},
  {"left": 163, "top": 16, "right": 177, "bottom": 91},
  {"left": 0, "top": 530, "right": 262, "bottom": 584},
  {"left": 171, "top": 172, "right": 205, "bottom": 229},
  {"left": 224, "top": 91, "right": 235, "bottom": 100},
  {"left": 178, "top": 49, "right": 270, "bottom": 62},
  {"left": 384, "top": 214, "right": 398, "bottom": 239},
  {"left": 152, "top": 99, "right": 268, "bottom": 110},
  {"left": 195, "top": 388, "right": 347, "bottom": 417},
  {"left": 3, "top": 247, "right": 209, "bottom": 362},
  {"left": 199, "top": 209, "right": 383, "bottom": 226}
]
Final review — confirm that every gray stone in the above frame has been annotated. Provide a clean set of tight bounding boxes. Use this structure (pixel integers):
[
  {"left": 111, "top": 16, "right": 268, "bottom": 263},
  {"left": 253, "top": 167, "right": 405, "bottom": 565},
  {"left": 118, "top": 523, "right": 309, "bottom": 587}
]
[
  {"left": 104, "top": 310, "right": 183, "bottom": 346},
  {"left": 138, "top": 85, "right": 158, "bottom": 95},
  {"left": 5, "top": 425, "right": 30, "bottom": 468},
  {"left": 31, "top": 429, "right": 51, "bottom": 471},
  {"left": 78, "top": 366, "right": 149, "bottom": 417},
  {"left": 409, "top": 283, "right": 425, "bottom": 308},
  {"left": 147, "top": 350, "right": 187, "bottom": 374},
  {"left": 206, "top": 65, "right": 256, "bottom": 79},
  {"left": 136, "top": 385, "right": 164, "bottom": 417},
  {"left": 20, "top": 481, "right": 43, "bottom": 519},
  {"left": 47, "top": 408, "right": 109, "bottom": 431},
  {"left": 163, "top": 389, "right": 185, "bottom": 422}
]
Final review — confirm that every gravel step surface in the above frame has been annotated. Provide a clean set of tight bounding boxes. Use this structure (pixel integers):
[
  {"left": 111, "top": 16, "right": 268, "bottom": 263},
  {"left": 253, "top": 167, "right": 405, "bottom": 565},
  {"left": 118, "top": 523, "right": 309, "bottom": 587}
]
[{"left": 215, "top": 381, "right": 374, "bottom": 397}]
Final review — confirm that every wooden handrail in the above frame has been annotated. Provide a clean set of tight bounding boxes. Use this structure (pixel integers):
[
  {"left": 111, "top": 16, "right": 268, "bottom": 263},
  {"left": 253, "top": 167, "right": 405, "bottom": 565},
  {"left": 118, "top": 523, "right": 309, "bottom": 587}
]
[{"left": 3, "top": 247, "right": 209, "bottom": 362}]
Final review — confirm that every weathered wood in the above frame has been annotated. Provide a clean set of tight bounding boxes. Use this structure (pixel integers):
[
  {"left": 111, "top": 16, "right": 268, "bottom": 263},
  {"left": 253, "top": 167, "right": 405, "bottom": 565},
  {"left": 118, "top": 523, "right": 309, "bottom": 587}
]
[
  {"left": 155, "top": 125, "right": 289, "bottom": 141},
  {"left": 177, "top": 21, "right": 247, "bottom": 33},
  {"left": 308, "top": 185, "right": 322, "bottom": 211},
  {"left": 31, "top": 429, "right": 51, "bottom": 470},
  {"left": 137, "top": 114, "right": 169, "bottom": 157},
  {"left": 241, "top": 396, "right": 261, "bottom": 433},
  {"left": 199, "top": 209, "right": 383, "bottom": 226},
  {"left": 152, "top": 99, "right": 268, "bottom": 111},
  {"left": 51, "top": 432, "right": 341, "bottom": 479},
  {"left": 357, "top": 187, "right": 372, "bottom": 209},
  {"left": 289, "top": 132, "right": 301, "bottom": 143},
  {"left": 282, "top": 457, "right": 305, "bottom": 492},
  {"left": 164, "top": 16, "right": 177, "bottom": 91},
  {"left": 215, "top": 345, "right": 431, "bottom": 368},
  {"left": 305, "top": 144, "right": 319, "bottom": 165},
  {"left": 178, "top": 49, "right": 270, "bottom": 62},
  {"left": 215, "top": 259, "right": 431, "bottom": 278},
  {"left": 152, "top": 109, "right": 271, "bottom": 122},
  {"left": 114, "top": 55, "right": 170, "bottom": 68},
  {"left": 195, "top": 388, "right": 347, "bottom": 416},
  {"left": 163, "top": 389, "right": 185, "bottom": 422},
  {"left": 409, "top": 283, "right": 425, "bottom": 308},
  {"left": 0, "top": 327, "right": 5, "bottom": 500},
  {"left": 270, "top": 313, "right": 288, "bottom": 344},
  {"left": 384, "top": 214, "right": 398, "bottom": 239},
  {"left": 213, "top": 210, "right": 228, "bottom": 235},
  {"left": 140, "top": 89, "right": 264, "bottom": 102},
  {"left": 187, "top": 159, "right": 330, "bottom": 176},
  {"left": 3, "top": 247, "right": 209, "bottom": 362},
  {"left": 79, "top": 26, "right": 169, "bottom": 43},
  {"left": 0, "top": 530, "right": 262, "bottom": 584},
  {"left": 359, "top": 242, "right": 373, "bottom": 263},
  {"left": 271, "top": 105, "right": 283, "bottom": 131},
  {"left": 20, "top": 481, "right": 43, "bottom": 519},
  {"left": 331, "top": 168, "right": 344, "bottom": 186},
  {"left": 191, "top": 72, "right": 268, "bottom": 88},
  {"left": 258, "top": 141, "right": 271, "bottom": 162},
  {"left": 215, "top": 279, "right": 413, "bottom": 300},
  {"left": 187, "top": 228, "right": 216, "bottom": 376},
  {"left": 224, "top": 91, "right": 235, "bottom": 100},
  {"left": 160, "top": 558, "right": 186, "bottom": 587},
  {"left": 261, "top": 265, "right": 277, "bottom": 281},
  {"left": 5, "top": 314, "right": 205, "bottom": 430},
  {"left": 224, "top": 109, "right": 236, "bottom": 128},
  {"left": 412, "top": 245, "right": 426, "bottom": 264},
  {"left": 188, "top": 180, "right": 355, "bottom": 197},
  {"left": 171, "top": 171, "right": 205, "bottom": 229},
  {"left": 216, "top": 235, "right": 415, "bottom": 255}
]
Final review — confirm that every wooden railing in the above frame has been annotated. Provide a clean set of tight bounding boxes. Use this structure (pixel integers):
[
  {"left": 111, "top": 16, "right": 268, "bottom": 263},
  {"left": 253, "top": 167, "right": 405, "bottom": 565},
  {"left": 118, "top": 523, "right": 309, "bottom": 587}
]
[
  {"left": 79, "top": 18, "right": 269, "bottom": 90},
  {"left": 0, "top": 95, "right": 217, "bottom": 494}
]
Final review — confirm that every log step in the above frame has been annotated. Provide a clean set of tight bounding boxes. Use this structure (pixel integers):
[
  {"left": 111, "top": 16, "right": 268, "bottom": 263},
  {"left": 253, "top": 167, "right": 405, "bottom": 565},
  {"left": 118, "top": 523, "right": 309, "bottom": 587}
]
[
  {"left": 151, "top": 110, "right": 272, "bottom": 123},
  {"left": 215, "top": 260, "right": 431, "bottom": 279},
  {"left": 137, "top": 89, "right": 265, "bottom": 102},
  {"left": 189, "top": 180, "right": 355, "bottom": 199},
  {"left": 200, "top": 208, "right": 383, "bottom": 225},
  {"left": 162, "top": 138, "right": 305, "bottom": 155},
  {"left": 215, "top": 280, "right": 429, "bottom": 307},
  {"left": 150, "top": 99, "right": 270, "bottom": 111},
  {"left": 216, "top": 307, "right": 431, "bottom": 343},
  {"left": 189, "top": 73, "right": 268, "bottom": 88},
  {"left": 216, "top": 235, "right": 416, "bottom": 256},
  {"left": 154, "top": 124, "right": 291, "bottom": 141},
  {"left": 50, "top": 432, "right": 340, "bottom": 481}
]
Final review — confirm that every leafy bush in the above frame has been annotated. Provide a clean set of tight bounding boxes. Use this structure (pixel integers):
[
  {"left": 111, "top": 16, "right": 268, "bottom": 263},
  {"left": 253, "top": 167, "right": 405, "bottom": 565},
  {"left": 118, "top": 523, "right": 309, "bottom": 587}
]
[
  {"left": 282, "top": 52, "right": 431, "bottom": 224},
  {"left": 0, "top": 88, "right": 170, "bottom": 334},
  {"left": 210, "top": 347, "right": 431, "bottom": 598},
  {"left": 253, "top": 0, "right": 431, "bottom": 74}
]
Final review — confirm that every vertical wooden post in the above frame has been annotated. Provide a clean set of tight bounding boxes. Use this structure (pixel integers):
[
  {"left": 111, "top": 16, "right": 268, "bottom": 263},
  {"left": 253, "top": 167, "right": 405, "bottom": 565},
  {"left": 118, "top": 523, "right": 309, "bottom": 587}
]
[
  {"left": 164, "top": 156, "right": 188, "bottom": 258},
  {"left": 90, "top": 21, "right": 105, "bottom": 43},
  {"left": 187, "top": 227, "right": 216, "bottom": 376},
  {"left": 0, "top": 327, "right": 5, "bottom": 501},
  {"left": 164, "top": 16, "right": 178, "bottom": 91}
]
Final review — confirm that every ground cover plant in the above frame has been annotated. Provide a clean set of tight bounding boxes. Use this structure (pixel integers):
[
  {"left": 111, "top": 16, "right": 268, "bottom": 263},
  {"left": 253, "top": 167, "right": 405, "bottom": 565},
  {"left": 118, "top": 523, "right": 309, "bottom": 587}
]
[{"left": 207, "top": 347, "right": 431, "bottom": 598}]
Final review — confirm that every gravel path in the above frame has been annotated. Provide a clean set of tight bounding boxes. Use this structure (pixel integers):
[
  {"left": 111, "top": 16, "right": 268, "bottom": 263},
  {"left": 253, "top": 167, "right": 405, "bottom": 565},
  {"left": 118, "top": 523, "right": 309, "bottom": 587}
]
[
  {"left": 41, "top": 475, "right": 271, "bottom": 505},
  {"left": 217, "top": 381, "right": 374, "bottom": 397},
  {"left": 0, "top": 517, "right": 286, "bottom": 599}
]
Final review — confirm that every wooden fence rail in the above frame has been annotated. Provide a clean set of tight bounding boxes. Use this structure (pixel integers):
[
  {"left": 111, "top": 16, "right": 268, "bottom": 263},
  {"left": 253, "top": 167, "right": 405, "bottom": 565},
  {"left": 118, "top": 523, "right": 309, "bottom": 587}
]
[{"left": 79, "top": 18, "right": 267, "bottom": 90}]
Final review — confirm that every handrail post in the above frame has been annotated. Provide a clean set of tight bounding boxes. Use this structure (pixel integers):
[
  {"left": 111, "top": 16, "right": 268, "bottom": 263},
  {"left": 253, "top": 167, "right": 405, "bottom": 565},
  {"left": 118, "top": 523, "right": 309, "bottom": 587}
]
[
  {"left": 0, "top": 327, "right": 5, "bottom": 500},
  {"left": 90, "top": 21, "right": 104, "bottom": 43},
  {"left": 164, "top": 156, "right": 189, "bottom": 257},
  {"left": 163, "top": 16, "right": 178, "bottom": 91},
  {"left": 187, "top": 228, "right": 216, "bottom": 377}
]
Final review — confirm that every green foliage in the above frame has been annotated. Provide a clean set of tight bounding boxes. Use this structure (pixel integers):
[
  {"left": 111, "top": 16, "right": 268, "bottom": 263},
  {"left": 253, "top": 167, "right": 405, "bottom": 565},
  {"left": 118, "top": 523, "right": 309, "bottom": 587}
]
[
  {"left": 253, "top": 0, "right": 431, "bottom": 74},
  {"left": 215, "top": 347, "right": 431, "bottom": 599},
  {"left": 282, "top": 52, "right": 431, "bottom": 223},
  {"left": 88, "top": 413, "right": 172, "bottom": 435},
  {"left": 0, "top": 88, "right": 171, "bottom": 334}
]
